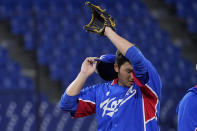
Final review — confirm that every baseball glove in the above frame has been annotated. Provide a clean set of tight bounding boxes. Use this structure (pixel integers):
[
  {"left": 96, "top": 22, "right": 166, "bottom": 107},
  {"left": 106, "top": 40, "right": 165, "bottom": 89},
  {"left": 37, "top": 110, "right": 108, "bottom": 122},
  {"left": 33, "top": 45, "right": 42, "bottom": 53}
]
[{"left": 84, "top": 1, "right": 116, "bottom": 35}]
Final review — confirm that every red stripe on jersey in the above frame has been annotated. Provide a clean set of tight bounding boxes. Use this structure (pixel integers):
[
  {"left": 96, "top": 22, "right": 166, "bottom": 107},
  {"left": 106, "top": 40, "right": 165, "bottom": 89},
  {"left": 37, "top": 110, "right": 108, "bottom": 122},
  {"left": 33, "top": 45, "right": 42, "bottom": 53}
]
[
  {"left": 111, "top": 78, "right": 118, "bottom": 85},
  {"left": 74, "top": 100, "right": 96, "bottom": 118},
  {"left": 195, "top": 85, "right": 197, "bottom": 88},
  {"left": 132, "top": 72, "right": 158, "bottom": 123}
]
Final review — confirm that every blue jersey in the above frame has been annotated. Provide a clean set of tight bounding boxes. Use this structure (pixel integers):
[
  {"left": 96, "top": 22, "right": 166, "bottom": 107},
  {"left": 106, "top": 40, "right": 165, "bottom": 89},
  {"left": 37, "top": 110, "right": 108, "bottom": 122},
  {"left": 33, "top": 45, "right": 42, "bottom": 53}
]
[
  {"left": 177, "top": 85, "right": 197, "bottom": 131},
  {"left": 59, "top": 46, "right": 162, "bottom": 131}
]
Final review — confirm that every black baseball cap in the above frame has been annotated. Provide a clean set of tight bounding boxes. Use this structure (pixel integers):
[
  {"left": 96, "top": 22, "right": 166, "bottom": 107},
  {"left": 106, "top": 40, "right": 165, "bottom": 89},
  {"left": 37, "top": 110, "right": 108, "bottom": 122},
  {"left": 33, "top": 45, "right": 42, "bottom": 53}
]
[{"left": 96, "top": 54, "right": 118, "bottom": 81}]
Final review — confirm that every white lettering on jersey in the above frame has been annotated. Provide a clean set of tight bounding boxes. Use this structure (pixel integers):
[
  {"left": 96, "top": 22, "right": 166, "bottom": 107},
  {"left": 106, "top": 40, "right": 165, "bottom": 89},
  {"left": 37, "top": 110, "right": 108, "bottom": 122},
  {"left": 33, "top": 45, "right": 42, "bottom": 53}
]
[
  {"left": 100, "top": 86, "right": 136, "bottom": 117},
  {"left": 106, "top": 91, "right": 110, "bottom": 96}
]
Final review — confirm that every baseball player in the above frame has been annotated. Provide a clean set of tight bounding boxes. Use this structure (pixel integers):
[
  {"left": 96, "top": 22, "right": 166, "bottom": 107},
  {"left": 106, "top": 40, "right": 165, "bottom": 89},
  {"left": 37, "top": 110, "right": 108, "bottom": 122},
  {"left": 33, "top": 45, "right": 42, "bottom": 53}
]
[
  {"left": 59, "top": 2, "right": 162, "bottom": 131},
  {"left": 176, "top": 65, "right": 197, "bottom": 131}
]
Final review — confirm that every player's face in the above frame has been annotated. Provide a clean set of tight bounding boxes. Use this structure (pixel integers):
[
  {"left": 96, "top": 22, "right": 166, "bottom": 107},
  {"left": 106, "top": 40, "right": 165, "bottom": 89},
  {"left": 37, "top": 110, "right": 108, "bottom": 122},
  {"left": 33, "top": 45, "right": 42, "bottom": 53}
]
[{"left": 115, "top": 62, "right": 134, "bottom": 88}]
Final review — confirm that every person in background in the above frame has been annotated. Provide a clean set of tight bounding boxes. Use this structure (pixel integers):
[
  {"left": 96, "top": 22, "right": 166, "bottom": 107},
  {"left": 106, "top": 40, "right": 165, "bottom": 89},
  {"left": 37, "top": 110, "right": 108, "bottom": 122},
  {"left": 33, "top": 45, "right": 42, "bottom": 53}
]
[{"left": 176, "top": 64, "right": 197, "bottom": 131}]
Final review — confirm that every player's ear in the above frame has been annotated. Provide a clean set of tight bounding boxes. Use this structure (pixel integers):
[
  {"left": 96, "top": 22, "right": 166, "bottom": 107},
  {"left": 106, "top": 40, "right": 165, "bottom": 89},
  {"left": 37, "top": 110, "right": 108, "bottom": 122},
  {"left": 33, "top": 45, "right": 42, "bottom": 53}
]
[{"left": 114, "top": 64, "right": 119, "bottom": 73}]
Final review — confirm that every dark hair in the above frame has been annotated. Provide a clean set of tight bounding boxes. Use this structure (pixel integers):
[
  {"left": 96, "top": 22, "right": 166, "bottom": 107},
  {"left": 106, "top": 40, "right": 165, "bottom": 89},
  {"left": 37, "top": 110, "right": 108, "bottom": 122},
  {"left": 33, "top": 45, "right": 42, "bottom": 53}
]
[{"left": 115, "top": 50, "right": 129, "bottom": 68}]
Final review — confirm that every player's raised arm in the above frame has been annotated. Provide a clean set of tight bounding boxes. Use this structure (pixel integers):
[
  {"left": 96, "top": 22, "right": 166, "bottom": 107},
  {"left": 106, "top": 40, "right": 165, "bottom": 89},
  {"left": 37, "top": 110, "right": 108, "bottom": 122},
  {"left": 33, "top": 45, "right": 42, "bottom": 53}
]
[
  {"left": 104, "top": 27, "right": 134, "bottom": 55},
  {"left": 66, "top": 57, "right": 97, "bottom": 96},
  {"left": 83, "top": 2, "right": 134, "bottom": 56},
  {"left": 104, "top": 27, "right": 148, "bottom": 84},
  {"left": 83, "top": 2, "right": 148, "bottom": 83},
  {"left": 59, "top": 57, "right": 97, "bottom": 112}
]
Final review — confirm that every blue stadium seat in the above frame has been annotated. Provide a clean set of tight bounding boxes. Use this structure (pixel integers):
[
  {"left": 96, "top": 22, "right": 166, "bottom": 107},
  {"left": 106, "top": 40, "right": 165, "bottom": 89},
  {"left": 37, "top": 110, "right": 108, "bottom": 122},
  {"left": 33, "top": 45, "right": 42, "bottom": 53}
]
[
  {"left": 0, "top": 2, "right": 17, "bottom": 19},
  {"left": 33, "top": 1, "right": 49, "bottom": 14},
  {"left": 165, "top": 0, "right": 197, "bottom": 33},
  {"left": 187, "top": 17, "right": 197, "bottom": 33},
  {"left": 10, "top": 15, "right": 33, "bottom": 34},
  {"left": 24, "top": 31, "right": 35, "bottom": 51},
  {"left": 15, "top": 2, "right": 33, "bottom": 15},
  {"left": 0, "top": 46, "right": 35, "bottom": 89},
  {"left": 48, "top": 2, "right": 66, "bottom": 15}
]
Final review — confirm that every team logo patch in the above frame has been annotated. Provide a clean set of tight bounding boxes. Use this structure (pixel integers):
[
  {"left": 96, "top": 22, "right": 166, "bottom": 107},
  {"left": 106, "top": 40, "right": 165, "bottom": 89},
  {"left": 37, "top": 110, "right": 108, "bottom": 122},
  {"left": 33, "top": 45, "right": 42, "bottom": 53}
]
[{"left": 100, "top": 87, "right": 136, "bottom": 117}]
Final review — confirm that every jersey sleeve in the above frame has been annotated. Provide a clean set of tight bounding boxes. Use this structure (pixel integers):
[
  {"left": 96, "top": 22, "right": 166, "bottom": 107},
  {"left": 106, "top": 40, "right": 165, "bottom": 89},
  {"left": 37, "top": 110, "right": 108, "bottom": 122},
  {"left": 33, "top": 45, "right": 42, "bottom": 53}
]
[
  {"left": 125, "top": 46, "right": 149, "bottom": 84},
  {"left": 125, "top": 46, "right": 162, "bottom": 123},
  {"left": 125, "top": 46, "right": 162, "bottom": 97},
  {"left": 59, "top": 84, "right": 98, "bottom": 118}
]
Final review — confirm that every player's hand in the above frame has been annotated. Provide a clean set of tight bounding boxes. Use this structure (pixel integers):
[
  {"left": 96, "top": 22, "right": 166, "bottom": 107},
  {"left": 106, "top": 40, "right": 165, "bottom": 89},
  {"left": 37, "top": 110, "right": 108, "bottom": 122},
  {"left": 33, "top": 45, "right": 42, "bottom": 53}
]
[
  {"left": 80, "top": 57, "right": 98, "bottom": 77},
  {"left": 104, "top": 26, "right": 113, "bottom": 36}
]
